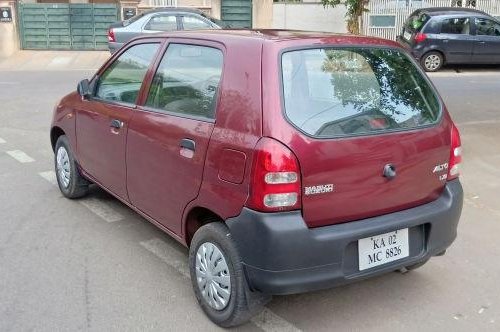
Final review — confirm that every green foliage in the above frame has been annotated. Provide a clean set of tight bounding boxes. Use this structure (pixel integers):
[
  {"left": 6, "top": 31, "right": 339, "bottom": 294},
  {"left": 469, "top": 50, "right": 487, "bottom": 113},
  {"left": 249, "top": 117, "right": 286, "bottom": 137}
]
[{"left": 322, "top": 0, "right": 369, "bottom": 34}]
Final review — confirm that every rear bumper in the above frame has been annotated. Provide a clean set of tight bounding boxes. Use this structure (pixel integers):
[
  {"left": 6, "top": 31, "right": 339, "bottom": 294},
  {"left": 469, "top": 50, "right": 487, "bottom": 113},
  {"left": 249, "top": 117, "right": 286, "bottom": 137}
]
[
  {"left": 108, "top": 42, "right": 123, "bottom": 54},
  {"left": 226, "top": 180, "right": 463, "bottom": 295},
  {"left": 397, "top": 37, "right": 425, "bottom": 60}
]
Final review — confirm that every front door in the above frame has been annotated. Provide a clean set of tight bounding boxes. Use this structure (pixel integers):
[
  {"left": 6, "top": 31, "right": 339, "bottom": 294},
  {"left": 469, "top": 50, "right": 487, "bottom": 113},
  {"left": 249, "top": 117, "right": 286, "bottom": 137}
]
[
  {"left": 472, "top": 17, "right": 500, "bottom": 64},
  {"left": 438, "top": 16, "right": 474, "bottom": 63},
  {"left": 76, "top": 42, "right": 161, "bottom": 200},
  {"left": 126, "top": 42, "right": 224, "bottom": 234}
]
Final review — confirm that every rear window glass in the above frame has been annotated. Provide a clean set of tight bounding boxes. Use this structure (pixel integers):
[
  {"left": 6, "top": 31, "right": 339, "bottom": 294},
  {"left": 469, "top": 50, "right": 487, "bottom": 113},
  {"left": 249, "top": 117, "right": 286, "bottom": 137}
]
[
  {"left": 281, "top": 48, "right": 441, "bottom": 138},
  {"left": 404, "top": 12, "right": 430, "bottom": 31}
]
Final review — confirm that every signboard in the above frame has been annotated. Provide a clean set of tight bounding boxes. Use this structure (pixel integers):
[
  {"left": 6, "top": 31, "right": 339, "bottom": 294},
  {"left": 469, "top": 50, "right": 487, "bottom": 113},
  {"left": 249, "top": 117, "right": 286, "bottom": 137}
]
[
  {"left": 1, "top": 7, "right": 12, "bottom": 23},
  {"left": 122, "top": 7, "right": 137, "bottom": 21}
]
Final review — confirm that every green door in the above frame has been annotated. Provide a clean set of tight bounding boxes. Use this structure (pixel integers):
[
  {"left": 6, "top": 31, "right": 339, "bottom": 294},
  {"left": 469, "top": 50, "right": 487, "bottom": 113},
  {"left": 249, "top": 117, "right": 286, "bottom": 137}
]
[
  {"left": 221, "top": 0, "right": 252, "bottom": 28},
  {"left": 19, "top": 3, "right": 118, "bottom": 50}
]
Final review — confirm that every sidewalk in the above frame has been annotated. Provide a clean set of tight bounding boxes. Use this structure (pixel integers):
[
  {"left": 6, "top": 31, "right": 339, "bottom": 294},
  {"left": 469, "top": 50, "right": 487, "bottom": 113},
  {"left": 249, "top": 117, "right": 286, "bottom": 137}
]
[{"left": 0, "top": 50, "right": 110, "bottom": 71}]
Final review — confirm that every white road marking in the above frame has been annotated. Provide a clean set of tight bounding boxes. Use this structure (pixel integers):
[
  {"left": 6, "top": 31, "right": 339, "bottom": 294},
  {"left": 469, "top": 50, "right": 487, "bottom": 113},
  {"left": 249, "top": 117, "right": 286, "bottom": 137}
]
[
  {"left": 37, "top": 172, "right": 124, "bottom": 222},
  {"left": 79, "top": 197, "right": 123, "bottom": 223},
  {"left": 6, "top": 150, "right": 35, "bottom": 163},
  {"left": 252, "top": 308, "right": 302, "bottom": 332},
  {"left": 39, "top": 171, "right": 57, "bottom": 185},
  {"left": 140, "top": 238, "right": 190, "bottom": 278},
  {"left": 0, "top": 137, "right": 5, "bottom": 144},
  {"left": 140, "top": 238, "right": 302, "bottom": 332}
]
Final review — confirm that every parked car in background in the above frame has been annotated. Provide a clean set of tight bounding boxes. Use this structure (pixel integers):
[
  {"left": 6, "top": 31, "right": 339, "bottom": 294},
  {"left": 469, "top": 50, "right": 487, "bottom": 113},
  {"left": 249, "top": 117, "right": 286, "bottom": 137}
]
[
  {"left": 397, "top": 7, "right": 500, "bottom": 71},
  {"left": 107, "top": 8, "right": 225, "bottom": 53},
  {"left": 51, "top": 30, "right": 463, "bottom": 327}
]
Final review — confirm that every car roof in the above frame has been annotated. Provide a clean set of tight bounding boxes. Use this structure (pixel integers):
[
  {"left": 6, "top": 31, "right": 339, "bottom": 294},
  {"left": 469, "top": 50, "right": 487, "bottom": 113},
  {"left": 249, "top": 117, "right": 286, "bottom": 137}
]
[
  {"left": 140, "top": 7, "right": 207, "bottom": 15},
  {"left": 418, "top": 7, "right": 491, "bottom": 17},
  {"left": 140, "top": 29, "right": 401, "bottom": 47}
]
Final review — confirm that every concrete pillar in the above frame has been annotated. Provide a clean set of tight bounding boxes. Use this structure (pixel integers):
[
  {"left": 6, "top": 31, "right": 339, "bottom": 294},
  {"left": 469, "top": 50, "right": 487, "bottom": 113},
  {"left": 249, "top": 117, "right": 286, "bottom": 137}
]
[
  {"left": 0, "top": 0, "right": 18, "bottom": 58},
  {"left": 211, "top": 0, "right": 221, "bottom": 20},
  {"left": 252, "top": 0, "right": 272, "bottom": 29}
]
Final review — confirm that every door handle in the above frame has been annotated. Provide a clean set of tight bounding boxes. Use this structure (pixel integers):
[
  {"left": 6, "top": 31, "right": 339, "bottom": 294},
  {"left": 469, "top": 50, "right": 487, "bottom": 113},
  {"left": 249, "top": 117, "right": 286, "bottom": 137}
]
[
  {"left": 443, "top": 40, "right": 449, "bottom": 43},
  {"left": 478, "top": 41, "right": 486, "bottom": 44},
  {"left": 110, "top": 119, "right": 123, "bottom": 129},
  {"left": 180, "top": 138, "right": 196, "bottom": 151}
]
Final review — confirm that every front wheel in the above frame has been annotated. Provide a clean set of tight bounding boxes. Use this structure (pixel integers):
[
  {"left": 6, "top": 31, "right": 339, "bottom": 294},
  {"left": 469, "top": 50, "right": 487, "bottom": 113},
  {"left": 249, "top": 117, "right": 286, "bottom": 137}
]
[
  {"left": 189, "top": 223, "right": 270, "bottom": 327},
  {"left": 421, "top": 52, "right": 444, "bottom": 72},
  {"left": 54, "top": 135, "right": 89, "bottom": 198}
]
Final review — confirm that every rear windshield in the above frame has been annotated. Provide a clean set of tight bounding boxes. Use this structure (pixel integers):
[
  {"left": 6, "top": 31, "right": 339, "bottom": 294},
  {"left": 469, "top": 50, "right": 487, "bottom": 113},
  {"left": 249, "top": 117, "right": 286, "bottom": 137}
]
[
  {"left": 404, "top": 12, "right": 430, "bottom": 32},
  {"left": 281, "top": 48, "right": 441, "bottom": 138}
]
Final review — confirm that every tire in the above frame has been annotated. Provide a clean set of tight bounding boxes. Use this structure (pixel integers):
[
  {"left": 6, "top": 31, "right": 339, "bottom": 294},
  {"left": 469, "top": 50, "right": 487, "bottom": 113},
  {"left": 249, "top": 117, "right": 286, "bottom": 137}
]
[
  {"left": 54, "top": 135, "right": 89, "bottom": 199},
  {"left": 406, "top": 258, "right": 430, "bottom": 271},
  {"left": 421, "top": 51, "right": 444, "bottom": 72},
  {"left": 399, "top": 259, "right": 430, "bottom": 273},
  {"left": 189, "top": 223, "right": 271, "bottom": 327}
]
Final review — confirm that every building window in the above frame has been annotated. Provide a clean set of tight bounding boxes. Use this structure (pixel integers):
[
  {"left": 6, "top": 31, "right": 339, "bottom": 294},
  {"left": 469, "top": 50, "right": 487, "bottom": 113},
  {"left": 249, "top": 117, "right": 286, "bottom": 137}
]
[{"left": 369, "top": 15, "right": 396, "bottom": 28}]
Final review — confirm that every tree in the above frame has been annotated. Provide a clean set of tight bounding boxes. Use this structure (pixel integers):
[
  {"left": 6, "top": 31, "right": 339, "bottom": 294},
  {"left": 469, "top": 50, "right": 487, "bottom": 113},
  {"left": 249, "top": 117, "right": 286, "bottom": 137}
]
[{"left": 322, "top": 0, "right": 369, "bottom": 35}]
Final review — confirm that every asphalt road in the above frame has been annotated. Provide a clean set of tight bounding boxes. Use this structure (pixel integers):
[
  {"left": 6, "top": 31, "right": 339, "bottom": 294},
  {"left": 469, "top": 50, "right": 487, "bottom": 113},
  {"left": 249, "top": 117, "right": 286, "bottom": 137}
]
[{"left": 1, "top": 61, "right": 499, "bottom": 331}]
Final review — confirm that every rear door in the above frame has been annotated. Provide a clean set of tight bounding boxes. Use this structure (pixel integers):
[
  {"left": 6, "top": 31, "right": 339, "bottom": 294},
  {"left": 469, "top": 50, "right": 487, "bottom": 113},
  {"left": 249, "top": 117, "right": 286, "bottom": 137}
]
[
  {"left": 126, "top": 41, "right": 223, "bottom": 234},
  {"left": 76, "top": 42, "right": 160, "bottom": 200},
  {"left": 472, "top": 17, "right": 500, "bottom": 64},
  {"left": 277, "top": 47, "right": 452, "bottom": 228},
  {"left": 438, "top": 16, "right": 474, "bottom": 63}
]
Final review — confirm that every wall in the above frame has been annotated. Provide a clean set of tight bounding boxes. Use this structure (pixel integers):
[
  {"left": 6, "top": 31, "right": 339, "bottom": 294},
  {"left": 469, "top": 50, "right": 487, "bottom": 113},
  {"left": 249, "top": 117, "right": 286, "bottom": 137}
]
[
  {"left": 272, "top": 2, "right": 347, "bottom": 33},
  {"left": 0, "top": 1, "right": 18, "bottom": 58}
]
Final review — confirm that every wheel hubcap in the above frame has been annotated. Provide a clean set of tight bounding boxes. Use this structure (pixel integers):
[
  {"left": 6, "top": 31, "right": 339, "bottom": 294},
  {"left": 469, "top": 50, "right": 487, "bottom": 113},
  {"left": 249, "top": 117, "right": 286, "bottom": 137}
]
[
  {"left": 424, "top": 54, "right": 441, "bottom": 70},
  {"left": 56, "top": 146, "right": 71, "bottom": 188},
  {"left": 195, "top": 242, "right": 231, "bottom": 311}
]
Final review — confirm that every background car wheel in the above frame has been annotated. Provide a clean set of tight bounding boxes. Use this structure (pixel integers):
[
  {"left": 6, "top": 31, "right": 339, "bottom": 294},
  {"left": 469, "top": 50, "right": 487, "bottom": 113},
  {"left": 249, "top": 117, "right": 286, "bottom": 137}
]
[
  {"left": 421, "top": 52, "right": 443, "bottom": 72},
  {"left": 54, "top": 135, "right": 89, "bottom": 199},
  {"left": 189, "top": 222, "right": 271, "bottom": 327}
]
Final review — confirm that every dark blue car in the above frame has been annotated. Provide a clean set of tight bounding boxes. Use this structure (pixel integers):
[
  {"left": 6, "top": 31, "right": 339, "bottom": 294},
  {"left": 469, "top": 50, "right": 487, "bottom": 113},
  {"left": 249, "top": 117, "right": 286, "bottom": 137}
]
[{"left": 397, "top": 7, "right": 500, "bottom": 71}]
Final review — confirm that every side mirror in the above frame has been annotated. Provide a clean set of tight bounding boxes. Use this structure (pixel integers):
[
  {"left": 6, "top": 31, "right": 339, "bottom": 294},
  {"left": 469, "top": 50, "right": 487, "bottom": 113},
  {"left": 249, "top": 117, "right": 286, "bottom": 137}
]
[{"left": 77, "top": 79, "right": 91, "bottom": 98}]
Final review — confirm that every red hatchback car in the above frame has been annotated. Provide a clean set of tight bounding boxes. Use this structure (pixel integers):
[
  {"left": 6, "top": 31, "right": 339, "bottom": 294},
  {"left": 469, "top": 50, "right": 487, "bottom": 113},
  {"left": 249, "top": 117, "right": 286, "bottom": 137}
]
[{"left": 50, "top": 30, "right": 463, "bottom": 327}]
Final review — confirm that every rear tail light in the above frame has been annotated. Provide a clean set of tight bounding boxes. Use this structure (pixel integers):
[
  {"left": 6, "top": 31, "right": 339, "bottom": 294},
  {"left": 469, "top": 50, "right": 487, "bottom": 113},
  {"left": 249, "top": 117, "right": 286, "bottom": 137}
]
[
  {"left": 107, "top": 28, "right": 115, "bottom": 42},
  {"left": 414, "top": 32, "right": 427, "bottom": 43},
  {"left": 247, "top": 138, "right": 301, "bottom": 212},
  {"left": 447, "top": 124, "right": 462, "bottom": 181}
]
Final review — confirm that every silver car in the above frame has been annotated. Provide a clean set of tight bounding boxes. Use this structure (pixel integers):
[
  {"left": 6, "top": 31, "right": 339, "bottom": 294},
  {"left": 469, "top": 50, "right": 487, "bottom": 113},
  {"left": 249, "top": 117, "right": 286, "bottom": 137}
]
[{"left": 107, "top": 8, "right": 225, "bottom": 53}]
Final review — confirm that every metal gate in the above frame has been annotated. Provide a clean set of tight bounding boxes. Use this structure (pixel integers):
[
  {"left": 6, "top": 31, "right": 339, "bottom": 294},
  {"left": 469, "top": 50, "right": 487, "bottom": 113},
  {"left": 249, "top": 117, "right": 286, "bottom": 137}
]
[
  {"left": 18, "top": 3, "right": 118, "bottom": 50},
  {"left": 221, "top": 0, "right": 252, "bottom": 28},
  {"left": 363, "top": 0, "right": 500, "bottom": 41}
]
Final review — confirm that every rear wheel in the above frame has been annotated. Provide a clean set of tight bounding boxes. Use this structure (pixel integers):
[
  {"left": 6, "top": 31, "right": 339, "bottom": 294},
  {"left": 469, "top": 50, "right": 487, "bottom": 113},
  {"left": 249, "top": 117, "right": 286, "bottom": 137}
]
[
  {"left": 399, "top": 259, "right": 430, "bottom": 273},
  {"left": 421, "top": 51, "right": 443, "bottom": 72},
  {"left": 189, "top": 223, "right": 270, "bottom": 327},
  {"left": 54, "top": 135, "right": 89, "bottom": 198}
]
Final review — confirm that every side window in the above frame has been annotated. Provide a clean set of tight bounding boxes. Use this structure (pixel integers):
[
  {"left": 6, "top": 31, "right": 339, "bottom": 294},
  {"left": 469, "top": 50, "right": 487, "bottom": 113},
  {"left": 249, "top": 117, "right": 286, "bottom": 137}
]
[
  {"left": 423, "top": 19, "right": 440, "bottom": 34},
  {"left": 145, "top": 44, "right": 223, "bottom": 119},
  {"left": 441, "top": 17, "right": 470, "bottom": 35},
  {"left": 145, "top": 15, "right": 178, "bottom": 31},
  {"left": 95, "top": 43, "right": 159, "bottom": 104},
  {"left": 182, "top": 15, "right": 212, "bottom": 30},
  {"left": 475, "top": 18, "right": 500, "bottom": 36}
]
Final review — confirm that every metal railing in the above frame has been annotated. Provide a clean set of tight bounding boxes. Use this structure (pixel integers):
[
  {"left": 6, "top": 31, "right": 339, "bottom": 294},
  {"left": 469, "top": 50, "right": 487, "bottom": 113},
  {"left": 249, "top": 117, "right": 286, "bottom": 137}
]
[{"left": 139, "top": 0, "right": 178, "bottom": 7}]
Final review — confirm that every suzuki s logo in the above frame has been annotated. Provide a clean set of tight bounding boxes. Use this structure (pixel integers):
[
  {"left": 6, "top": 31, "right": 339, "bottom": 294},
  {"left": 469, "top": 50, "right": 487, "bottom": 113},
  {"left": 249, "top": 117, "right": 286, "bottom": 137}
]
[
  {"left": 432, "top": 163, "right": 448, "bottom": 181},
  {"left": 304, "top": 184, "right": 334, "bottom": 196}
]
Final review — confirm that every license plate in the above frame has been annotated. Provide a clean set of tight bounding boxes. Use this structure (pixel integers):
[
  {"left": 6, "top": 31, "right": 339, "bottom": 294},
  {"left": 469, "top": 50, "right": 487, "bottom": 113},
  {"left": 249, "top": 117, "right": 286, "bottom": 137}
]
[
  {"left": 358, "top": 228, "right": 409, "bottom": 271},
  {"left": 403, "top": 31, "right": 412, "bottom": 41}
]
